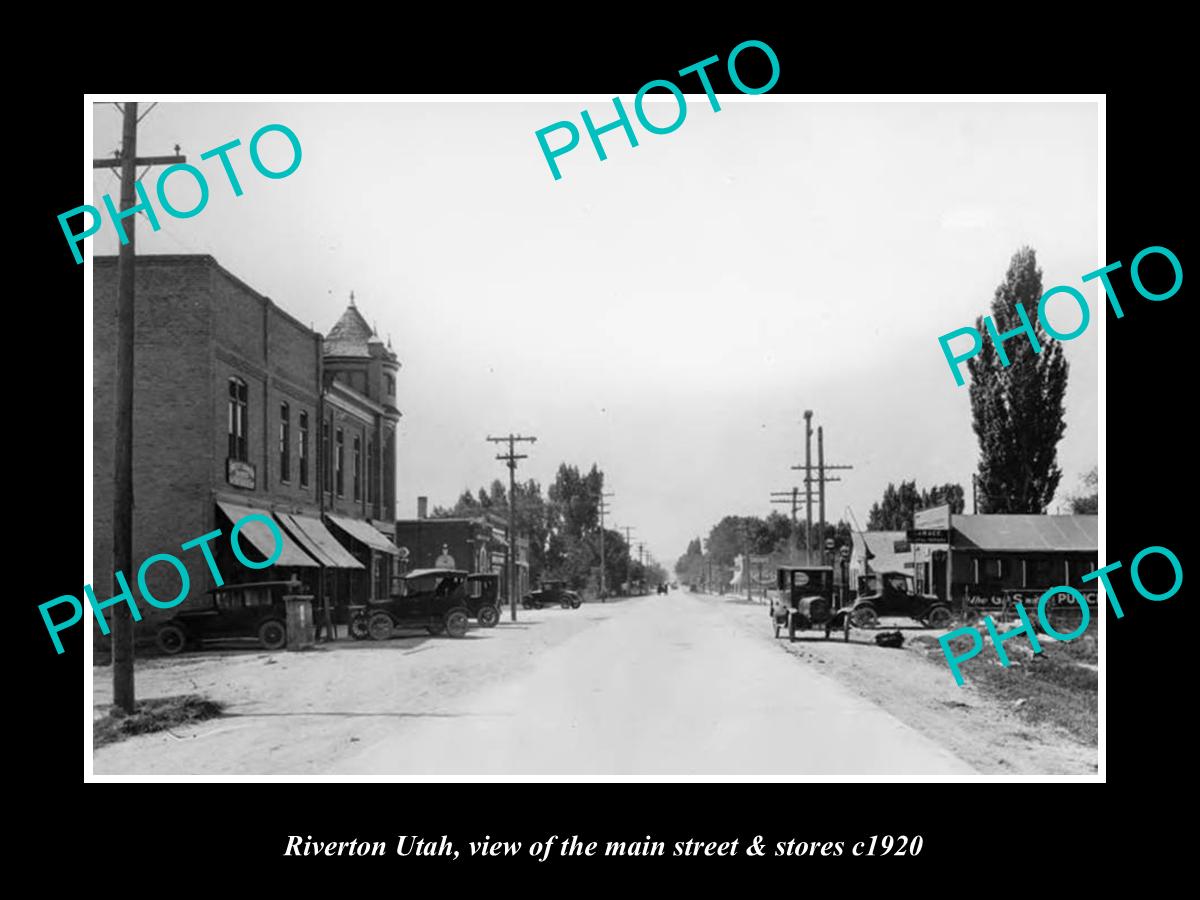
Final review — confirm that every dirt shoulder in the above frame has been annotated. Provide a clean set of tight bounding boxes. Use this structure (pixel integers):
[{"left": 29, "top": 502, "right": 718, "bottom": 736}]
[
  {"left": 701, "top": 592, "right": 1097, "bottom": 775},
  {"left": 92, "top": 603, "right": 622, "bottom": 775}
]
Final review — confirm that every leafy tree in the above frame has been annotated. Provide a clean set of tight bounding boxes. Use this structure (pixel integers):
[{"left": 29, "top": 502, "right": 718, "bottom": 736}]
[
  {"left": 867, "top": 481, "right": 965, "bottom": 529},
  {"left": 1066, "top": 466, "right": 1098, "bottom": 515},
  {"left": 967, "top": 247, "right": 1069, "bottom": 514}
]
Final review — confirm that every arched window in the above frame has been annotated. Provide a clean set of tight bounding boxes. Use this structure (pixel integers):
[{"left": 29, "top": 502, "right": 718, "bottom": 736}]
[{"left": 227, "top": 377, "right": 248, "bottom": 461}]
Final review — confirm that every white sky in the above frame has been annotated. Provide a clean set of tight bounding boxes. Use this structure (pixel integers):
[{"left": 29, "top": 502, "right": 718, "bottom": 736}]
[{"left": 90, "top": 99, "right": 1099, "bottom": 566}]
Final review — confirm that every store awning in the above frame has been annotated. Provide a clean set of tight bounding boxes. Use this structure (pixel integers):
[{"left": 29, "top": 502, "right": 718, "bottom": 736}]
[
  {"left": 326, "top": 513, "right": 400, "bottom": 555},
  {"left": 216, "top": 501, "right": 319, "bottom": 568},
  {"left": 277, "top": 513, "right": 365, "bottom": 569}
]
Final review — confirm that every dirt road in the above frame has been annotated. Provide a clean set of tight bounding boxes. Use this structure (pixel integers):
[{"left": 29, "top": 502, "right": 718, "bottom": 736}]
[{"left": 93, "top": 589, "right": 1091, "bottom": 776}]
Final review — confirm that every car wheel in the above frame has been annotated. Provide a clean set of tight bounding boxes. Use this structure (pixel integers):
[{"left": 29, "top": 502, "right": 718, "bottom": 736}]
[
  {"left": 426, "top": 622, "right": 446, "bottom": 635},
  {"left": 157, "top": 624, "right": 186, "bottom": 655},
  {"left": 477, "top": 605, "right": 500, "bottom": 628},
  {"left": 571, "top": 597, "right": 582, "bottom": 609},
  {"left": 368, "top": 612, "right": 394, "bottom": 641},
  {"left": 258, "top": 620, "right": 287, "bottom": 650},
  {"left": 349, "top": 614, "right": 370, "bottom": 641},
  {"left": 444, "top": 609, "right": 470, "bottom": 638},
  {"left": 850, "top": 605, "right": 879, "bottom": 629},
  {"left": 925, "top": 606, "right": 953, "bottom": 629}
]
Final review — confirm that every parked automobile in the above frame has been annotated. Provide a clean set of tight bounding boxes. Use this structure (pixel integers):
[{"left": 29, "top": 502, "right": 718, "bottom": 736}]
[
  {"left": 847, "top": 571, "right": 953, "bottom": 629},
  {"left": 350, "top": 569, "right": 474, "bottom": 640},
  {"left": 466, "top": 572, "right": 501, "bottom": 627},
  {"left": 522, "top": 579, "right": 582, "bottom": 610},
  {"left": 656, "top": 583, "right": 668, "bottom": 595},
  {"left": 770, "top": 566, "right": 850, "bottom": 642},
  {"left": 155, "top": 579, "right": 300, "bottom": 654}
]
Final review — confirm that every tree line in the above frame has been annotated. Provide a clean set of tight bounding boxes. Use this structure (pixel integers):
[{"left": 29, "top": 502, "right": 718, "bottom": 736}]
[{"left": 433, "top": 463, "right": 668, "bottom": 593}]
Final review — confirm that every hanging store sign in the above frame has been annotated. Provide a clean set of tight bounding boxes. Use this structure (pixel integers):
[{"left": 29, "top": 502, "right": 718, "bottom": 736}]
[{"left": 227, "top": 459, "right": 256, "bottom": 490}]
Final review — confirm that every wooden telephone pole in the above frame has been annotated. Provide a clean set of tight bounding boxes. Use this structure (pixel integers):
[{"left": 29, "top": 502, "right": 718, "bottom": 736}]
[
  {"left": 486, "top": 433, "right": 536, "bottom": 621},
  {"left": 93, "top": 102, "right": 185, "bottom": 713},
  {"left": 598, "top": 490, "right": 614, "bottom": 600},
  {"left": 816, "top": 425, "right": 853, "bottom": 563}
]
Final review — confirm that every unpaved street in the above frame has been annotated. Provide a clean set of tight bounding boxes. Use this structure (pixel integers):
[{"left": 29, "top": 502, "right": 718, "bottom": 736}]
[{"left": 93, "top": 589, "right": 1092, "bottom": 776}]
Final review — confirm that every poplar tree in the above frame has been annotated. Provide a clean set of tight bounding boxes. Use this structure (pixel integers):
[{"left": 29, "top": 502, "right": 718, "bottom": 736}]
[{"left": 967, "top": 247, "right": 1069, "bottom": 514}]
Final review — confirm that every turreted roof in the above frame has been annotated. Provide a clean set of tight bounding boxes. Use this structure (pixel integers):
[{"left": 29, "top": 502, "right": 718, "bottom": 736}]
[{"left": 325, "top": 293, "right": 395, "bottom": 360}]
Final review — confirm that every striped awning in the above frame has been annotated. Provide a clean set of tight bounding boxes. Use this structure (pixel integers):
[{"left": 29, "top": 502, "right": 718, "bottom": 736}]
[
  {"left": 326, "top": 513, "right": 400, "bottom": 555},
  {"left": 277, "top": 513, "right": 365, "bottom": 569},
  {"left": 215, "top": 501, "right": 318, "bottom": 568}
]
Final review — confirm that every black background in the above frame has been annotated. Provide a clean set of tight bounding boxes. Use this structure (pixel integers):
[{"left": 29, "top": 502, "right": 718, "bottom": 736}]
[{"left": 21, "top": 21, "right": 1189, "bottom": 886}]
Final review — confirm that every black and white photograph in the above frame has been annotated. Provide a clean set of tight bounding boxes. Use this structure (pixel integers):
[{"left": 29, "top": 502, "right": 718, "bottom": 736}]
[{"left": 79, "top": 94, "right": 1105, "bottom": 780}]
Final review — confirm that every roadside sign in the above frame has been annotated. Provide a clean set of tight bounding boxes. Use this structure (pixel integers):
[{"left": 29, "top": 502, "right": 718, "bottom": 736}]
[{"left": 907, "top": 528, "right": 950, "bottom": 543}]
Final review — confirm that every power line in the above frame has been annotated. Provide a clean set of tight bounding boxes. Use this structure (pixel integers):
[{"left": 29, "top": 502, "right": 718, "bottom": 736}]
[
  {"left": 92, "top": 102, "right": 185, "bottom": 714},
  {"left": 486, "top": 433, "right": 536, "bottom": 622}
]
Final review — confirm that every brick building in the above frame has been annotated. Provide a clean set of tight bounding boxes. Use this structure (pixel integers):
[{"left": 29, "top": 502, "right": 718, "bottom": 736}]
[{"left": 93, "top": 254, "right": 400, "bottom": 639}]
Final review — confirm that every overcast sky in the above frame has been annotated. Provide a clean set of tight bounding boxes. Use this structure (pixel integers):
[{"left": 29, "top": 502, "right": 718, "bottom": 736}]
[{"left": 90, "top": 99, "right": 1099, "bottom": 566}]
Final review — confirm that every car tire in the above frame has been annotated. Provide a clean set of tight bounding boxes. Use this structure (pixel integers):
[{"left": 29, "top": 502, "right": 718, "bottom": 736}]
[
  {"left": 368, "top": 612, "right": 393, "bottom": 642},
  {"left": 349, "top": 614, "right": 370, "bottom": 641},
  {"left": 444, "top": 609, "right": 470, "bottom": 638},
  {"left": 570, "top": 597, "right": 581, "bottom": 609},
  {"left": 426, "top": 622, "right": 446, "bottom": 635},
  {"left": 258, "top": 620, "right": 287, "bottom": 651},
  {"left": 157, "top": 624, "right": 186, "bottom": 655},
  {"left": 477, "top": 604, "right": 500, "bottom": 628},
  {"left": 850, "top": 605, "right": 879, "bottom": 629},
  {"left": 925, "top": 606, "right": 953, "bottom": 629}
]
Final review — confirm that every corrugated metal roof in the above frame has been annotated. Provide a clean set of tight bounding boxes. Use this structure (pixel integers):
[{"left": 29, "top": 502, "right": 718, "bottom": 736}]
[{"left": 952, "top": 515, "right": 1097, "bottom": 552}]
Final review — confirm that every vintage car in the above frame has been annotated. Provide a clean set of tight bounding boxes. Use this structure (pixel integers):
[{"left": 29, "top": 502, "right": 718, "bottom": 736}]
[
  {"left": 656, "top": 583, "right": 668, "bottom": 595},
  {"left": 155, "top": 579, "right": 300, "bottom": 654},
  {"left": 847, "top": 571, "right": 953, "bottom": 629},
  {"left": 770, "top": 566, "right": 850, "bottom": 642},
  {"left": 351, "top": 568, "right": 475, "bottom": 640},
  {"left": 522, "top": 579, "right": 582, "bottom": 610},
  {"left": 466, "top": 572, "right": 501, "bottom": 627}
]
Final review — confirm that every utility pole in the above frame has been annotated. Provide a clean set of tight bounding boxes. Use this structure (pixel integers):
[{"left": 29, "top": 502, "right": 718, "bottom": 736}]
[
  {"left": 816, "top": 425, "right": 853, "bottom": 565},
  {"left": 789, "top": 412, "right": 815, "bottom": 563},
  {"left": 487, "top": 433, "right": 537, "bottom": 621},
  {"left": 93, "top": 103, "right": 185, "bottom": 714},
  {"left": 742, "top": 521, "right": 753, "bottom": 603},
  {"left": 597, "top": 490, "right": 614, "bottom": 601},
  {"left": 619, "top": 525, "right": 635, "bottom": 595}
]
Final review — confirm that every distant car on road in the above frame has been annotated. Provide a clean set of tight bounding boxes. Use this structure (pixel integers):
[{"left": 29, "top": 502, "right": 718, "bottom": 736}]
[
  {"left": 155, "top": 579, "right": 297, "bottom": 654},
  {"left": 522, "top": 580, "right": 582, "bottom": 610},
  {"left": 848, "top": 571, "right": 952, "bottom": 629},
  {"left": 351, "top": 569, "right": 475, "bottom": 640},
  {"left": 656, "top": 583, "right": 668, "bottom": 595}
]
